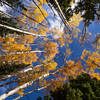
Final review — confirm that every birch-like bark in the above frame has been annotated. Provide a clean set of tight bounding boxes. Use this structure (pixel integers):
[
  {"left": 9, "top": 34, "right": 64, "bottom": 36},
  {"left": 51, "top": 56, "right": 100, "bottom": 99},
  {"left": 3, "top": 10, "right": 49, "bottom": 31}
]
[
  {"left": 0, "top": 10, "right": 28, "bottom": 24},
  {"left": 0, "top": 71, "right": 54, "bottom": 99},
  {"left": 14, "top": 84, "right": 50, "bottom": 100},
  {"left": 53, "top": 0, "right": 72, "bottom": 30},
  {"left": 0, "top": 50, "right": 46, "bottom": 57},
  {"left": 32, "top": 0, "right": 50, "bottom": 25},
  {"left": 0, "top": 23, "right": 47, "bottom": 37},
  {"left": 1, "top": 0, "right": 47, "bottom": 27},
  {"left": 0, "top": 66, "right": 61, "bottom": 99},
  {"left": 0, "top": 64, "right": 43, "bottom": 81},
  {"left": 0, "top": 10, "right": 13, "bottom": 18}
]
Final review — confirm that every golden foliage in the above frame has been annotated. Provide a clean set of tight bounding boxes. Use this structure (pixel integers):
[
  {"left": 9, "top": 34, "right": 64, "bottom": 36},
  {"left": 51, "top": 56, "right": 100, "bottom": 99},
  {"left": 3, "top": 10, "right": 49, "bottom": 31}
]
[
  {"left": 17, "top": 89, "right": 24, "bottom": 96},
  {"left": 81, "top": 49, "right": 91, "bottom": 60},
  {"left": 44, "top": 42, "right": 59, "bottom": 61},
  {"left": 38, "top": 26, "right": 49, "bottom": 35},
  {"left": 0, "top": 34, "right": 38, "bottom": 64},
  {"left": 44, "top": 61, "right": 58, "bottom": 70},
  {"left": 39, "top": 0, "right": 47, "bottom": 5},
  {"left": 81, "top": 49, "right": 100, "bottom": 70},
  {"left": 20, "top": 2, "right": 48, "bottom": 26},
  {"left": 0, "top": 52, "right": 38, "bottom": 64},
  {"left": 69, "top": 13, "right": 83, "bottom": 27}
]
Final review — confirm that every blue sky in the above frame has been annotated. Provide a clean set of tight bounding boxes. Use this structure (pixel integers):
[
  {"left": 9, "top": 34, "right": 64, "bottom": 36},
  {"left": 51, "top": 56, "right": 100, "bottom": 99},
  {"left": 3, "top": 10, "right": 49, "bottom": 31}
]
[{"left": 0, "top": 1, "right": 100, "bottom": 100}]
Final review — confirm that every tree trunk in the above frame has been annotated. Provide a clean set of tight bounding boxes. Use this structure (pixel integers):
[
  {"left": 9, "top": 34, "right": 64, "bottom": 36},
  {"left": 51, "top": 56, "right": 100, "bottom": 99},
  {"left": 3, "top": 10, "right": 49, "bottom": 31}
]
[
  {"left": 0, "top": 0, "right": 47, "bottom": 27},
  {"left": 0, "top": 50, "right": 46, "bottom": 57},
  {"left": 0, "top": 67, "right": 61, "bottom": 99},
  {"left": 53, "top": 0, "right": 72, "bottom": 31},
  {"left": 0, "top": 23, "right": 47, "bottom": 37}
]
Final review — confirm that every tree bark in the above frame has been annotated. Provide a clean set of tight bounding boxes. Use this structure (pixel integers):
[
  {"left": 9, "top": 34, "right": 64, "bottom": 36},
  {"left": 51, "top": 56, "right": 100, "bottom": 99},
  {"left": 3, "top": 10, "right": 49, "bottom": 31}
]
[
  {"left": 53, "top": 0, "right": 72, "bottom": 31},
  {"left": 0, "top": 66, "right": 61, "bottom": 99},
  {"left": 0, "top": 23, "right": 47, "bottom": 37},
  {"left": 0, "top": 50, "right": 46, "bottom": 57}
]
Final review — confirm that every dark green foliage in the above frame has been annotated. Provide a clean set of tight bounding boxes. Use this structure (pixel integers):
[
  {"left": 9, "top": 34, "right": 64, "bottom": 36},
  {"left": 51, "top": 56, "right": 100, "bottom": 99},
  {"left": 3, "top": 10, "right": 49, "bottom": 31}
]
[
  {"left": 37, "top": 96, "right": 42, "bottom": 100},
  {"left": 0, "top": 63, "right": 29, "bottom": 75},
  {"left": 44, "top": 96, "right": 51, "bottom": 100},
  {"left": 74, "top": 0, "right": 100, "bottom": 25},
  {"left": 0, "top": 16, "right": 16, "bottom": 37},
  {"left": 47, "top": 73, "right": 100, "bottom": 100},
  {"left": 48, "top": 0, "right": 100, "bottom": 25},
  {"left": 48, "top": 0, "right": 73, "bottom": 20}
]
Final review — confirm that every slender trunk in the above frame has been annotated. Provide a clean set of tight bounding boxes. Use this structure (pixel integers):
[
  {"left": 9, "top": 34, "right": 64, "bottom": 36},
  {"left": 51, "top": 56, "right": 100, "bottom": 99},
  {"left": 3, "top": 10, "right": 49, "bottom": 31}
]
[
  {"left": 14, "top": 84, "right": 50, "bottom": 100},
  {"left": 0, "top": 67, "right": 61, "bottom": 99},
  {"left": 0, "top": 23, "right": 47, "bottom": 37},
  {"left": 48, "top": 3, "right": 56, "bottom": 17},
  {"left": 0, "top": 72, "right": 52, "bottom": 99},
  {"left": 0, "top": 10, "right": 13, "bottom": 18},
  {"left": 32, "top": 0, "right": 50, "bottom": 25},
  {"left": 47, "top": 2, "right": 62, "bottom": 23},
  {"left": 53, "top": 0, "right": 72, "bottom": 31},
  {"left": 0, "top": 10, "right": 28, "bottom": 24},
  {"left": 0, "top": 50, "right": 46, "bottom": 57},
  {"left": 1, "top": 0, "right": 47, "bottom": 27},
  {"left": 0, "top": 64, "right": 43, "bottom": 81}
]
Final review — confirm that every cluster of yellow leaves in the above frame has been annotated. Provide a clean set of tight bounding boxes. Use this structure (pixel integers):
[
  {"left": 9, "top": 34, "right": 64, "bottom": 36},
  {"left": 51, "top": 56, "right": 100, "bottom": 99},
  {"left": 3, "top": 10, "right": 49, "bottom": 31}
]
[
  {"left": 17, "top": 60, "right": 57, "bottom": 86},
  {"left": 2, "top": 43, "right": 30, "bottom": 52},
  {"left": 81, "top": 49, "right": 100, "bottom": 71},
  {"left": 81, "top": 49, "right": 91, "bottom": 60},
  {"left": 0, "top": 35, "right": 39, "bottom": 64},
  {"left": 57, "top": 37, "right": 65, "bottom": 47},
  {"left": 65, "top": 34, "right": 72, "bottom": 56},
  {"left": 14, "top": 34, "right": 36, "bottom": 44},
  {"left": 44, "top": 42, "right": 59, "bottom": 61},
  {"left": 38, "top": 26, "right": 49, "bottom": 35},
  {"left": 69, "top": 13, "right": 83, "bottom": 27},
  {"left": 0, "top": 52, "right": 38, "bottom": 64},
  {"left": 50, "top": 78, "right": 66, "bottom": 92},
  {"left": 85, "top": 51, "right": 100, "bottom": 69},
  {"left": 64, "top": 60, "right": 83, "bottom": 78},
  {"left": 17, "top": 89, "right": 24, "bottom": 96},
  {"left": 0, "top": 35, "right": 32, "bottom": 52},
  {"left": 66, "top": 60, "right": 74, "bottom": 66},
  {"left": 44, "top": 61, "right": 58, "bottom": 70},
  {"left": 66, "top": 33, "right": 72, "bottom": 44},
  {"left": 22, "top": 2, "right": 48, "bottom": 25},
  {"left": 68, "top": 13, "right": 83, "bottom": 41},
  {"left": 24, "top": 35, "right": 34, "bottom": 44},
  {"left": 89, "top": 72, "right": 100, "bottom": 80},
  {"left": 0, "top": 34, "right": 35, "bottom": 44},
  {"left": 16, "top": 2, "right": 49, "bottom": 37},
  {"left": 66, "top": 48, "right": 72, "bottom": 56},
  {"left": 50, "top": 27, "right": 65, "bottom": 47},
  {"left": 49, "top": 60, "right": 84, "bottom": 91},
  {"left": 51, "top": 28, "right": 63, "bottom": 38},
  {"left": 39, "top": 0, "right": 47, "bottom": 5},
  {"left": 0, "top": 35, "right": 15, "bottom": 43}
]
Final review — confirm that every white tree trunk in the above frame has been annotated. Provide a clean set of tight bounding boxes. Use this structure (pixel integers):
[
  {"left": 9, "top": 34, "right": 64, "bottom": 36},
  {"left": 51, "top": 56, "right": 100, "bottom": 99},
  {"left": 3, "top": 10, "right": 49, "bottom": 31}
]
[
  {"left": 53, "top": 0, "right": 72, "bottom": 30},
  {"left": 0, "top": 10, "right": 28, "bottom": 24},
  {"left": 0, "top": 24, "right": 47, "bottom": 37},
  {"left": 1, "top": 0, "right": 47, "bottom": 27},
  {"left": 14, "top": 84, "right": 50, "bottom": 100},
  {"left": 0, "top": 64, "right": 43, "bottom": 81},
  {"left": 0, "top": 73, "right": 51, "bottom": 99},
  {"left": 0, "top": 50, "right": 46, "bottom": 57},
  {"left": 0, "top": 67, "right": 60, "bottom": 100}
]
